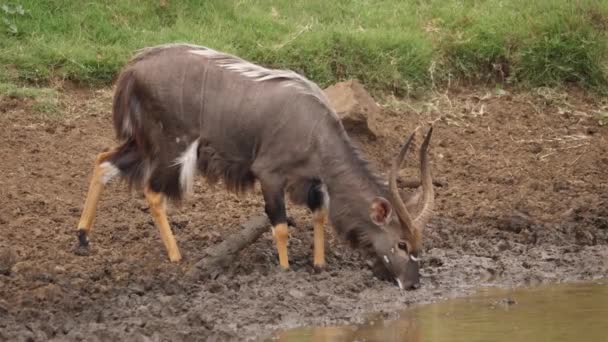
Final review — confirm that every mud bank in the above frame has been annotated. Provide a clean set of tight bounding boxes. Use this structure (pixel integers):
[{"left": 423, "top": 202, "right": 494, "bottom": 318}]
[{"left": 0, "top": 86, "right": 607, "bottom": 341}]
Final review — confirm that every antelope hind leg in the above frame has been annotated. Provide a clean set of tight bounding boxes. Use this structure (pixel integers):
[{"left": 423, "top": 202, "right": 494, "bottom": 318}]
[
  {"left": 305, "top": 179, "right": 329, "bottom": 271},
  {"left": 75, "top": 150, "right": 119, "bottom": 254},
  {"left": 312, "top": 208, "right": 328, "bottom": 270},
  {"left": 144, "top": 186, "right": 182, "bottom": 262}
]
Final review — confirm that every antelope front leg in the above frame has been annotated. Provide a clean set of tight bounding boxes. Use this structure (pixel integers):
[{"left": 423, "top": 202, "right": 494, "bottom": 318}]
[
  {"left": 313, "top": 208, "right": 328, "bottom": 270},
  {"left": 259, "top": 176, "right": 290, "bottom": 269},
  {"left": 272, "top": 223, "right": 289, "bottom": 269},
  {"left": 75, "top": 150, "right": 118, "bottom": 253},
  {"left": 143, "top": 186, "right": 182, "bottom": 262}
]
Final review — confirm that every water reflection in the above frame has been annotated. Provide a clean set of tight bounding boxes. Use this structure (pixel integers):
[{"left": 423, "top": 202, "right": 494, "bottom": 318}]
[
  {"left": 271, "top": 281, "right": 608, "bottom": 342},
  {"left": 273, "top": 316, "right": 421, "bottom": 342}
]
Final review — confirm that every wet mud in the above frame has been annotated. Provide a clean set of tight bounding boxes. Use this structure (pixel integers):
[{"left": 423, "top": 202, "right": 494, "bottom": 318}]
[{"left": 0, "top": 86, "right": 607, "bottom": 341}]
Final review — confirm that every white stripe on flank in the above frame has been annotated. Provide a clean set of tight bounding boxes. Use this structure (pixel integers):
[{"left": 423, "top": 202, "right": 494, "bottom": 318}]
[
  {"left": 320, "top": 183, "right": 330, "bottom": 211},
  {"left": 173, "top": 139, "right": 200, "bottom": 196},
  {"left": 100, "top": 162, "right": 120, "bottom": 184},
  {"left": 122, "top": 113, "right": 132, "bottom": 136}
]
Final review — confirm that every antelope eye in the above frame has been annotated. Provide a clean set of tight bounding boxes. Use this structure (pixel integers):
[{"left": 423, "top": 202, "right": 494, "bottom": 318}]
[{"left": 397, "top": 242, "right": 408, "bottom": 251}]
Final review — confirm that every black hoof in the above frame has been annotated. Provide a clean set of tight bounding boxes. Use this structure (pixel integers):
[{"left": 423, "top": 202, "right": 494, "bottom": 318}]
[
  {"left": 286, "top": 217, "right": 297, "bottom": 228},
  {"left": 77, "top": 230, "right": 89, "bottom": 247},
  {"left": 74, "top": 230, "right": 90, "bottom": 256},
  {"left": 73, "top": 245, "right": 90, "bottom": 256}
]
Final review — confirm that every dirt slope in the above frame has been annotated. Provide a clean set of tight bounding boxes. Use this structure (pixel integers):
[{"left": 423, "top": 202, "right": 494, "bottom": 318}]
[{"left": 0, "top": 85, "right": 607, "bottom": 341}]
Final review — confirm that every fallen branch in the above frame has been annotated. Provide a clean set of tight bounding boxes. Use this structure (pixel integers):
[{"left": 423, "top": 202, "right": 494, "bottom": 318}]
[{"left": 186, "top": 215, "right": 272, "bottom": 281}]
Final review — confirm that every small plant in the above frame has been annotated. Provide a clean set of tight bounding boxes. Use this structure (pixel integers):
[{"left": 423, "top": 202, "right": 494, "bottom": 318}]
[
  {"left": 1, "top": 3, "right": 27, "bottom": 35},
  {"left": 598, "top": 112, "right": 608, "bottom": 126}
]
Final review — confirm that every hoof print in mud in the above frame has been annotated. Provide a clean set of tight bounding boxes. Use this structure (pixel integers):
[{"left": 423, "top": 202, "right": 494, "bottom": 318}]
[
  {"left": 278, "top": 266, "right": 291, "bottom": 272},
  {"left": 313, "top": 265, "right": 326, "bottom": 274},
  {"left": 196, "top": 269, "right": 222, "bottom": 281},
  {"left": 73, "top": 245, "right": 91, "bottom": 257}
]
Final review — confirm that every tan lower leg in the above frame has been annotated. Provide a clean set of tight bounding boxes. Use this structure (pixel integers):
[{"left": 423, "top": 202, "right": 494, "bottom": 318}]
[
  {"left": 273, "top": 223, "right": 289, "bottom": 269},
  {"left": 77, "top": 151, "right": 115, "bottom": 242},
  {"left": 144, "top": 187, "right": 182, "bottom": 262},
  {"left": 313, "top": 209, "right": 327, "bottom": 268}
]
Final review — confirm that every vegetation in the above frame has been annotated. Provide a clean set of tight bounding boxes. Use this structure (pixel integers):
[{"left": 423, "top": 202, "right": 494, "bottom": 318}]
[
  {"left": 1, "top": 0, "right": 607, "bottom": 94},
  {"left": 0, "top": 82, "right": 59, "bottom": 116}
]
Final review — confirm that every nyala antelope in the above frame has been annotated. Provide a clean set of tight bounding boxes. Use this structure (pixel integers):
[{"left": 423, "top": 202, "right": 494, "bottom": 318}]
[{"left": 76, "top": 43, "right": 435, "bottom": 290}]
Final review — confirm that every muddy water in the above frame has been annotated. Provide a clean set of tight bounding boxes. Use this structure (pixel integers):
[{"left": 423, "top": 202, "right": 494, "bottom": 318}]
[{"left": 270, "top": 281, "right": 608, "bottom": 342}]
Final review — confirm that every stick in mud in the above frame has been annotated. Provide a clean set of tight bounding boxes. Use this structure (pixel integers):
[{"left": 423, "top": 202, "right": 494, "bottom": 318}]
[{"left": 186, "top": 215, "right": 277, "bottom": 281}]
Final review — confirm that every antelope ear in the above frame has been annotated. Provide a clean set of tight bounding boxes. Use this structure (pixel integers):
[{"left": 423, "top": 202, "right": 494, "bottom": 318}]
[{"left": 369, "top": 197, "right": 393, "bottom": 226}]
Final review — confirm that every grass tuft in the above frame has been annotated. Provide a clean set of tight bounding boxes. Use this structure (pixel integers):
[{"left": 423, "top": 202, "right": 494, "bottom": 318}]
[
  {"left": 0, "top": 82, "right": 55, "bottom": 99},
  {"left": 0, "top": 82, "right": 60, "bottom": 117}
]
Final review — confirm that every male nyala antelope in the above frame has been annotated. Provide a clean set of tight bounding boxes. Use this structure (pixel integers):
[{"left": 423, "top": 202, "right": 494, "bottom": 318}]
[{"left": 76, "top": 43, "right": 435, "bottom": 290}]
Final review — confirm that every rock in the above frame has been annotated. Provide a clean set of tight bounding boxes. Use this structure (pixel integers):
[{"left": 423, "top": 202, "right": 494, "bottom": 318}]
[
  {"left": 575, "top": 228, "right": 595, "bottom": 245},
  {"left": 553, "top": 181, "right": 569, "bottom": 192},
  {"left": 288, "top": 289, "right": 305, "bottom": 299},
  {"left": 32, "top": 283, "right": 63, "bottom": 303},
  {"left": 497, "top": 211, "right": 533, "bottom": 234},
  {"left": 130, "top": 284, "right": 145, "bottom": 296},
  {"left": 208, "top": 282, "right": 224, "bottom": 294},
  {"left": 323, "top": 80, "right": 381, "bottom": 138},
  {"left": 496, "top": 239, "right": 510, "bottom": 252},
  {"left": 428, "top": 256, "right": 444, "bottom": 267},
  {"left": 496, "top": 296, "right": 517, "bottom": 307},
  {"left": 529, "top": 143, "right": 543, "bottom": 154}
]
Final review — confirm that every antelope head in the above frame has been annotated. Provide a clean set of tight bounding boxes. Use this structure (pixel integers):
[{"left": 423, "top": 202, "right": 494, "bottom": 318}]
[{"left": 367, "top": 127, "right": 434, "bottom": 290}]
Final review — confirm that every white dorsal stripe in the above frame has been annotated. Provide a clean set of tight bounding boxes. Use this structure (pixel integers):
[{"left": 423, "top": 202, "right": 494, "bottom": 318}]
[{"left": 187, "top": 47, "right": 332, "bottom": 108}]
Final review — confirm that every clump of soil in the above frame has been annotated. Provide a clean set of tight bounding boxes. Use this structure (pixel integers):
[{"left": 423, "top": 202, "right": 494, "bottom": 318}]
[{"left": 0, "top": 86, "right": 606, "bottom": 341}]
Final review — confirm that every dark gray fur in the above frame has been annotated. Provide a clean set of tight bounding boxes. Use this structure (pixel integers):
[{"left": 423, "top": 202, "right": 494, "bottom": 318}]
[{"left": 110, "top": 43, "right": 394, "bottom": 248}]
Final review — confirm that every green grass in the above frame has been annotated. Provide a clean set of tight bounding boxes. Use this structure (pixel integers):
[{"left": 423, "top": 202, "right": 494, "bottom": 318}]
[
  {"left": 1, "top": 0, "right": 607, "bottom": 94},
  {"left": 0, "top": 82, "right": 60, "bottom": 116},
  {"left": 0, "top": 81, "right": 56, "bottom": 99}
]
